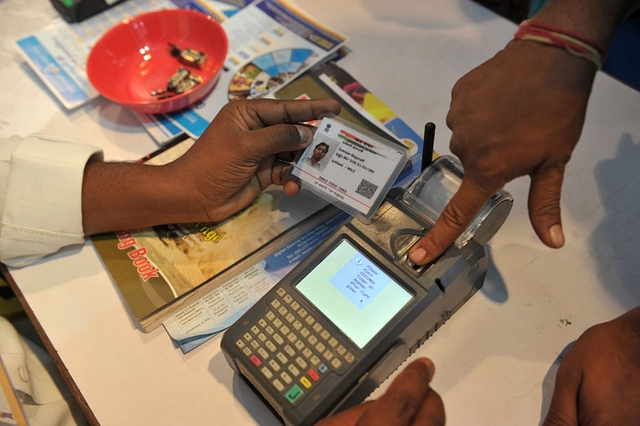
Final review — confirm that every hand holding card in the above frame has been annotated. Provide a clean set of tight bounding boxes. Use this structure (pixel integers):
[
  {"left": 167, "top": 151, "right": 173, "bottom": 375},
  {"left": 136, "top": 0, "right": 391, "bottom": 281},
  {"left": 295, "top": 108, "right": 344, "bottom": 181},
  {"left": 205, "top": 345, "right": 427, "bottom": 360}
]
[{"left": 290, "top": 114, "right": 409, "bottom": 220}]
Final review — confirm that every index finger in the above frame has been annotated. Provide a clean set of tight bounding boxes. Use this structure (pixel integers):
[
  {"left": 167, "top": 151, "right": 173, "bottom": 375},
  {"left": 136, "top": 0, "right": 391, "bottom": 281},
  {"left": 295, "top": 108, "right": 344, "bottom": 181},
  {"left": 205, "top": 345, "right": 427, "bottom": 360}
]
[
  {"left": 408, "top": 178, "right": 491, "bottom": 265},
  {"left": 244, "top": 98, "right": 342, "bottom": 128}
]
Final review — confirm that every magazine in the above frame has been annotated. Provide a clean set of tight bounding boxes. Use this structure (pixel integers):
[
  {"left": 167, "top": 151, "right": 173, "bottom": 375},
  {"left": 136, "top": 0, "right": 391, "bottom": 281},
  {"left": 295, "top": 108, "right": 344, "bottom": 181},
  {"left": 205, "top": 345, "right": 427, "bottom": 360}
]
[{"left": 91, "top": 137, "right": 336, "bottom": 332}]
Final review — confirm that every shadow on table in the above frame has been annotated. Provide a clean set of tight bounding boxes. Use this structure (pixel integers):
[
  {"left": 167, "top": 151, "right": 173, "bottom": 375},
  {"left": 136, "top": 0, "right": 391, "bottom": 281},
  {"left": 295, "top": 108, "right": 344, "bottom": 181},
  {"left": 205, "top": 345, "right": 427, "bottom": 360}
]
[
  {"left": 588, "top": 132, "right": 640, "bottom": 311},
  {"left": 480, "top": 245, "right": 509, "bottom": 303}
]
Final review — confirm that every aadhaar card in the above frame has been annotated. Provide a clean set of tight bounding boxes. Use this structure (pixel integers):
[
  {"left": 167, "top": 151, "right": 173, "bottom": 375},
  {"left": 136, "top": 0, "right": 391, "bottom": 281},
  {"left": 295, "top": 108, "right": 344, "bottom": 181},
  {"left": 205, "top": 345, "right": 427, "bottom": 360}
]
[{"left": 291, "top": 115, "right": 408, "bottom": 219}]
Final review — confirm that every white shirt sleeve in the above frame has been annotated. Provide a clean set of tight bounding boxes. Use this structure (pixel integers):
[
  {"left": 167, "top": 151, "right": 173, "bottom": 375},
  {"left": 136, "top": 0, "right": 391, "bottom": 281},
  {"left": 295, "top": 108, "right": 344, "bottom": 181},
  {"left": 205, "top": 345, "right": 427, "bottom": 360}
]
[
  {"left": 0, "top": 317, "right": 88, "bottom": 425},
  {"left": 0, "top": 134, "right": 103, "bottom": 267}
]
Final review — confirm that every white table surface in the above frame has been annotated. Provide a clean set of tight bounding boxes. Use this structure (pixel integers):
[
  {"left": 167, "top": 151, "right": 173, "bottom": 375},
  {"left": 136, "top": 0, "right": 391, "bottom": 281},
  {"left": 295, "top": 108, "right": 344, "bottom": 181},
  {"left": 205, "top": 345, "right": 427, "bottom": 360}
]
[{"left": 5, "top": 0, "right": 640, "bottom": 425}]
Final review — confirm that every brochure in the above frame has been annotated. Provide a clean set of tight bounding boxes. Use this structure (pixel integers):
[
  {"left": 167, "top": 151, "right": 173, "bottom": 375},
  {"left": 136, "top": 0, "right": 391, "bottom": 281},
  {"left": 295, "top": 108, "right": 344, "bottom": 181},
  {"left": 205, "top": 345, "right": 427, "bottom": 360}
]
[
  {"left": 136, "top": 0, "right": 348, "bottom": 143},
  {"left": 14, "top": 0, "right": 230, "bottom": 110}
]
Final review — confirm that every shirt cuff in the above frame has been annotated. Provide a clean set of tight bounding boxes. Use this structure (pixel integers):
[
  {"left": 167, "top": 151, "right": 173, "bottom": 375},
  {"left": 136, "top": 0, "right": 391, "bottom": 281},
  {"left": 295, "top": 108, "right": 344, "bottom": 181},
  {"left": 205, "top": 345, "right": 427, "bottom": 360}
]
[{"left": 0, "top": 134, "right": 103, "bottom": 267}]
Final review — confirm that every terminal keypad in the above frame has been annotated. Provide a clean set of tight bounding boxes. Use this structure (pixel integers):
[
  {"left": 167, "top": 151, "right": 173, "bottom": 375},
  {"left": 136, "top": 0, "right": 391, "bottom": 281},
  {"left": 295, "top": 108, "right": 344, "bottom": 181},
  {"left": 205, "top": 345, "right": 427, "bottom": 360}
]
[{"left": 235, "top": 287, "right": 356, "bottom": 405}]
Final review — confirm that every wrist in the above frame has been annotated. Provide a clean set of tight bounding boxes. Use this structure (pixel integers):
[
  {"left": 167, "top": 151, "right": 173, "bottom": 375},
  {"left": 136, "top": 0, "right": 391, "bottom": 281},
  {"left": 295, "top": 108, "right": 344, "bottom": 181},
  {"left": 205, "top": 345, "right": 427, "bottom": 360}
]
[
  {"left": 533, "top": 0, "right": 638, "bottom": 48},
  {"left": 499, "top": 38, "right": 598, "bottom": 109},
  {"left": 82, "top": 160, "right": 199, "bottom": 235},
  {"left": 514, "top": 19, "right": 606, "bottom": 68}
]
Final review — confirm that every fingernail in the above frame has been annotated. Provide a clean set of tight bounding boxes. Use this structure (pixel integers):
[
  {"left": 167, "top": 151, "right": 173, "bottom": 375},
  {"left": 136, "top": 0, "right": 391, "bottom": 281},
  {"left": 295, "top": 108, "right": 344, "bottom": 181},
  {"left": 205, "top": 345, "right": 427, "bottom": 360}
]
[
  {"left": 295, "top": 125, "right": 312, "bottom": 146},
  {"left": 418, "top": 358, "right": 436, "bottom": 378},
  {"left": 549, "top": 224, "right": 565, "bottom": 248},
  {"left": 409, "top": 247, "right": 427, "bottom": 264}
]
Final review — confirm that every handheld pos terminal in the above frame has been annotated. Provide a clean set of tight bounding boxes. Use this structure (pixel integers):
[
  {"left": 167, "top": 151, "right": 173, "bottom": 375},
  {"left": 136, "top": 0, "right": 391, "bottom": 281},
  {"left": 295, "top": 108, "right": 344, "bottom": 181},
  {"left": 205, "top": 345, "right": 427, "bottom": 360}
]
[{"left": 221, "top": 118, "right": 513, "bottom": 426}]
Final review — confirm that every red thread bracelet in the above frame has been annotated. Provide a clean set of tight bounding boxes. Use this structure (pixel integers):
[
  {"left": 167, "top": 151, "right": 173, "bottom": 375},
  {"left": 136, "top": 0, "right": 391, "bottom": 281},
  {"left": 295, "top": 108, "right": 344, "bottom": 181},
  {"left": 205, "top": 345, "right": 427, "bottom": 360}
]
[{"left": 514, "top": 19, "right": 607, "bottom": 69}]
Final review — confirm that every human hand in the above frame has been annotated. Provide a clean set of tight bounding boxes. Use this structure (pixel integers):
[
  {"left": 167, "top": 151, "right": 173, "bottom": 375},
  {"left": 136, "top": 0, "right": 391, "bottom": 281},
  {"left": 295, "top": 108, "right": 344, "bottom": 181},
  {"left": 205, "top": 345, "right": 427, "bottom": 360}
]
[
  {"left": 166, "top": 98, "right": 340, "bottom": 223},
  {"left": 315, "top": 358, "right": 445, "bottom": 426},
  {"left": 543, "top": 306, "right": 640, "bottom": 425},
  {"left": 82, "top": 98, "right": 340, "bottom": 235},
  {"left": 408, "top": 40, "right": 598, "bottom": 265}
]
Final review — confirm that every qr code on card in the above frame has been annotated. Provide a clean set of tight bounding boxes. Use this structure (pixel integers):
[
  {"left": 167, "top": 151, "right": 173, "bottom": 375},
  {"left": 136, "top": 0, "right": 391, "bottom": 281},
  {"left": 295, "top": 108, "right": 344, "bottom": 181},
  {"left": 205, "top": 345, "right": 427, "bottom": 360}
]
[{"left": 355, "top": 179, "right": 378, "bottom": 200}]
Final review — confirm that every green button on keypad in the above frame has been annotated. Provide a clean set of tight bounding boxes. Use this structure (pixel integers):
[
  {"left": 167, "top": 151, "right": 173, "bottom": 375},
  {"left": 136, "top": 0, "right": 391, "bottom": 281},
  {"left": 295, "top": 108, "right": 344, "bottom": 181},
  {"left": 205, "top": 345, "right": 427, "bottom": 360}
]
[{"left": 285, "top": 384, "right": 304, "bottom": 404}]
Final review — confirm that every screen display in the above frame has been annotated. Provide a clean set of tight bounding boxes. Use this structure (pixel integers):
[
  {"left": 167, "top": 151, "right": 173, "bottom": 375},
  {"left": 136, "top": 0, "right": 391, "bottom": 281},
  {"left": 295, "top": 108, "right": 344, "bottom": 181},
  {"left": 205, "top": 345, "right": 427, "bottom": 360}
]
[{"left": 296, "top": 239, "right": 412, "bottom": 348}]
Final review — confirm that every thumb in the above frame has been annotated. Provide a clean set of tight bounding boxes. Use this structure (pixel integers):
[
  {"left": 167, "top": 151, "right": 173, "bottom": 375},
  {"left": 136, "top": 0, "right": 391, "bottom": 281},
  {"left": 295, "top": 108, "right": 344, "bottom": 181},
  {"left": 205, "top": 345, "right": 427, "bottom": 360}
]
[
  {"left": 542, "top": 362, "right": 580, "bottom": 426},
  {"left": 244, "top": 123, "right": 313, "bottom": 160},
  {"left": 408, "top": 178, "right": 492, "bottom": 265},
  {"left": 528, "top": 166, "right": 565, "bottom": 249}
]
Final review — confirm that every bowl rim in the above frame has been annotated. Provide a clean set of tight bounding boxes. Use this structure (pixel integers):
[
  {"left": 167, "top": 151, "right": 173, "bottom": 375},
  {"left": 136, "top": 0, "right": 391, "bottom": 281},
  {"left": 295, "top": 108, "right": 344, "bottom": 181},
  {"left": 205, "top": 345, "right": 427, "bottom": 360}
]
[{"left": 86, "top": 8, "right": 228, "bottom": 112}]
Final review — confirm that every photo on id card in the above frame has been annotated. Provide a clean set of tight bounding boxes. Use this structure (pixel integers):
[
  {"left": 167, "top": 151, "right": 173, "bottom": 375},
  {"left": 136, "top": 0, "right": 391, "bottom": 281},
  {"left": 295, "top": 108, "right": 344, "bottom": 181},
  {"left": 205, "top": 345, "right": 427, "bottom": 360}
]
[{"left": 290, "top": 114, "right": 408, "bottom": 220}]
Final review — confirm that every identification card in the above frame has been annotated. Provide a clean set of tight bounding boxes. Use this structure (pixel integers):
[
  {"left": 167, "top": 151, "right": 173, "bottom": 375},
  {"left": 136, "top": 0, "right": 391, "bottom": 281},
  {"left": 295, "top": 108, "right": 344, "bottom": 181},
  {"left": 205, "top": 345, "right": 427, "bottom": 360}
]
[{"left": 290, "top": 114, "right": 408, "bottom": 220}]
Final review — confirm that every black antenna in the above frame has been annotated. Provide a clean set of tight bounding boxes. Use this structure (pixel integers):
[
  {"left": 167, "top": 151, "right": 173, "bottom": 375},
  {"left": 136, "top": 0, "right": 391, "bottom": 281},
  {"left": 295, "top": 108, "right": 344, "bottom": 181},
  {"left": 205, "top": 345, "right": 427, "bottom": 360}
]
[{"left": 421, "top": 122, "right": 436, "bottom": 172}]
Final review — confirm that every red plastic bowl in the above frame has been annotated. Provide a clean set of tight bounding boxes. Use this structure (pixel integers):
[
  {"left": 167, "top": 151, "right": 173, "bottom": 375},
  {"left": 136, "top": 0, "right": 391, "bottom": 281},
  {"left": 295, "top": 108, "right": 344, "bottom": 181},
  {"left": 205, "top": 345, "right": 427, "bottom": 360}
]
[{"left": 87, "top": 9, "right": 228, "bottom": 114}]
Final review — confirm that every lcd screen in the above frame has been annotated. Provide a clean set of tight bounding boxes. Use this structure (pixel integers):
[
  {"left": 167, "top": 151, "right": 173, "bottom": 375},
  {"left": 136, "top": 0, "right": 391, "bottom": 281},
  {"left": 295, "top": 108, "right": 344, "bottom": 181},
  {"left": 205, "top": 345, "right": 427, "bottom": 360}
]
[{"left": 296, "top": 239, "right": 412, "bottom": 348}]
